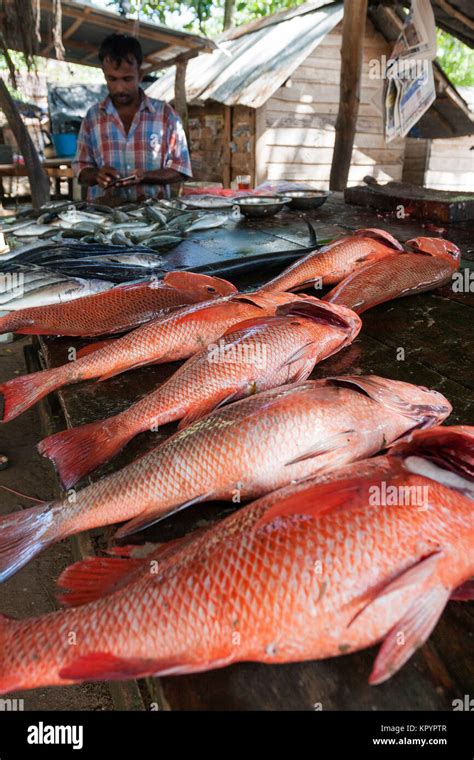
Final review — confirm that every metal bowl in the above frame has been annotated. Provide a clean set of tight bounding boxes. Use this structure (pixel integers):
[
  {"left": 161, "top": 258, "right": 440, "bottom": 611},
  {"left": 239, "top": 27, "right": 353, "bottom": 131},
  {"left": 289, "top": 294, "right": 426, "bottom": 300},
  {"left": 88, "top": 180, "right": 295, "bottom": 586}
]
[
  {"left": 284, "top": 190, "right": 332, "bottom": 210},
  {"left": 234, "top": 195, "right": 291, "bottom": 218}
]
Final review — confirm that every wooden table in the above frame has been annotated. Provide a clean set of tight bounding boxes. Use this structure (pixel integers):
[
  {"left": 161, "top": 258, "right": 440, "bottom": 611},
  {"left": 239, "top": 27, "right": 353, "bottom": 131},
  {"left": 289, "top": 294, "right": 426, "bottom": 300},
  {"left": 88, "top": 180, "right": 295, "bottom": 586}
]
[
  {"left": 36, "top": 194, "right": 473, "bottom": 710},
  {"left": 0, "top": 158, "right": 75, "bottom": 200}
]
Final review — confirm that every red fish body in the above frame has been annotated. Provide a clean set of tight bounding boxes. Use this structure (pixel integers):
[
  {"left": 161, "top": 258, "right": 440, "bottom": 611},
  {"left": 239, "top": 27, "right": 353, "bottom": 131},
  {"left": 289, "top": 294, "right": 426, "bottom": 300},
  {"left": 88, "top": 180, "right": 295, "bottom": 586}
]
[
  {"left": 324, "top": 237, "right": 461, "bottom": 313},
  {"left": 0, "top": 291, "right": 305, "bottom": 422},
  {"left": 0, "top": 271, "right": 237, "bottom": 337},
  {"left": 0, "top": 375, "right": 451, "bottom": 581},
  {"left": 258, "top": 228, "right": 403, "bottom": 292},
  {"left": 0, "top": 425, "right": 471, "bottom": 693},
  {"left": 38, "top": 299, "right": 361, "bottom": 488}
]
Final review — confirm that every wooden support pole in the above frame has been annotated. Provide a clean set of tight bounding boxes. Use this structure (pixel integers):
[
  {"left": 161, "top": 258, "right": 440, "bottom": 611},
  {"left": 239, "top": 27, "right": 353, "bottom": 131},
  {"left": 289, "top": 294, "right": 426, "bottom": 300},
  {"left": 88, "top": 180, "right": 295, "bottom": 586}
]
[
  {"left": 174, "top": 58, "right": 189, "bottom": 139},
  {"left": 222, "top": 105, "right": 231, "bottom": 188},
  {"left": 0, "top": 80, "right": 50, "bottom": 209},
  {"left": 329, "top": 0, "right": 368, "bottom": 191}
]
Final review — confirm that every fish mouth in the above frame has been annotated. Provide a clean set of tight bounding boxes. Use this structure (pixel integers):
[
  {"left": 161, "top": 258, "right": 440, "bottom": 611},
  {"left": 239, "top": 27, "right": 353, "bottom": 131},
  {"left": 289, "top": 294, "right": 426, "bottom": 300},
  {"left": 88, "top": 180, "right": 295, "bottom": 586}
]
[{"left": 392, "top": 426, "right": 474, "bottom": 484}]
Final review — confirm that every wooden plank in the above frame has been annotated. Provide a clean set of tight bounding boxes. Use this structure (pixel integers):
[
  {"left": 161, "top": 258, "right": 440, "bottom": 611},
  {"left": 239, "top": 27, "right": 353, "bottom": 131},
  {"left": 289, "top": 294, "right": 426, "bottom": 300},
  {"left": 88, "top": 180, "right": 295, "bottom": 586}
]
[
  {"left": 267, "top": 164, "right": 402, "bottom": 181},
  {"left": 269, "top": 83, "right": 380, "bottom": 105},
  {"left": 266, "top": 99, "right": 380, "bottom": 117},
  {"left": 262, "top": 146, "right": 403, "bottom": 165}
]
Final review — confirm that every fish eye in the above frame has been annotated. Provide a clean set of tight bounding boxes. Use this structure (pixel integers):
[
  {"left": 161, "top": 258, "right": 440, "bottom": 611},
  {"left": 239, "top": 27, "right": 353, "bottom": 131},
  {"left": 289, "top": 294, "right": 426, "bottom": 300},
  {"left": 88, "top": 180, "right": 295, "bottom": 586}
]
[{"left": 207, "top": 286, "right": 217, "bottom": 292}]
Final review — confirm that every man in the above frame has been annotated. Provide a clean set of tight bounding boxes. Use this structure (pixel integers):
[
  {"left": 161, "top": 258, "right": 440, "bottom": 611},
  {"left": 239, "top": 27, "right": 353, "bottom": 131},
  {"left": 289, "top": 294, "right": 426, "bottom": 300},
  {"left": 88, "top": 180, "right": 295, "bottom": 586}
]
[{"left": 73, "top": 33, "right": 192, "bottom": 201}]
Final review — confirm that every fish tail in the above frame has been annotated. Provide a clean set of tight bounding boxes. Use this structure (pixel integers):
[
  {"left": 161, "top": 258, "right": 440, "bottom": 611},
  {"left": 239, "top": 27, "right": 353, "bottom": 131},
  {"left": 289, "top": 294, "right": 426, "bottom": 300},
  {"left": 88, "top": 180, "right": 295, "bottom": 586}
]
[
  {"left": 0, "top": 368, "right": 64, "bottom": 422},
  {"left": 0, "top": 503, "right": 54, "bottom": 582},
  {"left": 38, "top": 415, "right": 135, "bottom": 488}
]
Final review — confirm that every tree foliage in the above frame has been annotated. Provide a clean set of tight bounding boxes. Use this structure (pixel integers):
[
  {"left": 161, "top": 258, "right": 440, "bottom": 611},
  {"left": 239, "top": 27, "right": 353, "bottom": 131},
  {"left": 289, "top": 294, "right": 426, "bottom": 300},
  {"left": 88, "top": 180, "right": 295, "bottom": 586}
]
[
  {"left": 107, "top": 0, "right": 307, "bottom": 34},
  {"left": 436, "top": 29, "right": 474, "bottom": 87}
]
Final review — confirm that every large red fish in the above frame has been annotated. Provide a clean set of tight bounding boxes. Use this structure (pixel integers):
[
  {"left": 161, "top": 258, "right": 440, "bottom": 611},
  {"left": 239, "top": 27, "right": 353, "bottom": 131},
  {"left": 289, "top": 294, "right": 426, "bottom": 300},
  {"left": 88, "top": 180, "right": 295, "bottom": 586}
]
[
  {"left": 0, "top": 271, "right": 237, "bottom": 337},
  {"left": 324, "top": 237, "right": 461, "bottom": 313},
  {"left": 258, "top": 228, "right": 403, "bottom": 292},
  {"left": 0, "top": 375, "right": 450, "bottom": 581},
  {"left": 0, "top": 291, "right": 306, "bottom": 422},
  {"left": 0, "top": 425, "right": 471, "bottom": 693},
  {"left": 38, "top": 299, "right": 361, "bottom": 488}
]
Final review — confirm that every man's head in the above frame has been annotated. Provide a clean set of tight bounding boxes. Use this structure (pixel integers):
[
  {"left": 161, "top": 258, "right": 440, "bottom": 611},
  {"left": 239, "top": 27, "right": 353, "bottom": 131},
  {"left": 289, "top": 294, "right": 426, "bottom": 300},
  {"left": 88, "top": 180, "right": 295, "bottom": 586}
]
[{"left": 99, "top": 33, "right": 143, "bottom": 107}]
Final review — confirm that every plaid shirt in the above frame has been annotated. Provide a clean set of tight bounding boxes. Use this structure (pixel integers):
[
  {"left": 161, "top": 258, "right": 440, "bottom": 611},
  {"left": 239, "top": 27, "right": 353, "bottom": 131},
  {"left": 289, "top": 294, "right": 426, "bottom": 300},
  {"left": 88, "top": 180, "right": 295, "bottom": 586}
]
[{"left": 72, "top": 90, "right": 192, "bottom": 201}]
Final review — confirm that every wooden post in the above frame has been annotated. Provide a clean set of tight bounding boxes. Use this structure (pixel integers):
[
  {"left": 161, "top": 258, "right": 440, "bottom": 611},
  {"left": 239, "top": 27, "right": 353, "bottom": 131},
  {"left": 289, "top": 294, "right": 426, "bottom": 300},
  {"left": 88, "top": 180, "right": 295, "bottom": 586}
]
[
  {"left": 222, "top": 105, "right": 231, "bottom": 188},
  {"left": 174, "top": 58, "right": 189, "bottom": 140},
  {"left": 329, "top": 0, "right": 368, "bottom": 191},
  {"left": 0, "top": 79, "right": 50, "bottom": 209}
]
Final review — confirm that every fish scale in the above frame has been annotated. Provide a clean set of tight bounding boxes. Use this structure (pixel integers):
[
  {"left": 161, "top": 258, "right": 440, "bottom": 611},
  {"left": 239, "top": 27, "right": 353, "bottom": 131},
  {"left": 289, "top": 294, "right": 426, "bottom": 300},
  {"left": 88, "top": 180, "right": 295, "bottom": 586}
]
[
  {"left": 324, "top": 248, "right": 460, "bottom": 313},
  {"left": 259, "top": 229, "right": 404, "bottom": 292},
  {"left": 0, "top": 271, "right": 236, "bottom": 336},
  {"left": 0, "top": 376, "right": 451, "bottom": 585},
  {"left": 1, "top": 292, "right": 302, "bottom": 422}
]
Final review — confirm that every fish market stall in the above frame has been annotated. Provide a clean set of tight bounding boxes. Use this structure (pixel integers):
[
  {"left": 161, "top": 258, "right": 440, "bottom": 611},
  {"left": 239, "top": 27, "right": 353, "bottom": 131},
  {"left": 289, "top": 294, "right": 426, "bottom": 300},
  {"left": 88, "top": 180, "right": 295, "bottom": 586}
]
[{"left": 2, "top": 191, "right": 471, "bottom": 710}]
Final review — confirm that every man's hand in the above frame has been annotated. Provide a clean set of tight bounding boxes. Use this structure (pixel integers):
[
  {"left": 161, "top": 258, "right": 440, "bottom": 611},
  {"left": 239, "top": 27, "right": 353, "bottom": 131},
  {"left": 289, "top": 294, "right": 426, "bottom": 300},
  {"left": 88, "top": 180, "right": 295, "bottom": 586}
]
[
  {"left": 113, "top": 168, "right": 145, "bottom": 187},
  {"left": 97, "top": 165, "right": 121, "bottom": 188}
]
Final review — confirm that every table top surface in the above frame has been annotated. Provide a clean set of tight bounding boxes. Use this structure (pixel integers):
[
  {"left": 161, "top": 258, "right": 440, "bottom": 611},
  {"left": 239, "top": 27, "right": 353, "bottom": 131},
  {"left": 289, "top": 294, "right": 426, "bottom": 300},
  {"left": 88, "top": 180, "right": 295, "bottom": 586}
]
[{"left": 38, "top": 193, "right": 474, "bottom": 710}]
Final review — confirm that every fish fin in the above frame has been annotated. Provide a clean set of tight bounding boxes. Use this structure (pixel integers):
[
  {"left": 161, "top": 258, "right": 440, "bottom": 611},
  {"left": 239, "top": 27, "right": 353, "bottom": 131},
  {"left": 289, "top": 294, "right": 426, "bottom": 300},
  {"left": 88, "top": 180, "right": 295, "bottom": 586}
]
[
  {"left": 97, "top": 359, "right": 158, "bottom": 382},
  {"left": 60, "top": 651, "right": 236, "bottom": 682},
  {"left": 177, "top": 392, "right": 242, "bottom": 430},
  {"left": 59, "top": 653, "right": 170, "bottom": 682},
  {"left": 0, "top": 369, "right": 62, "bottom": 422},
  {"left": 38, "top": 416, "right": 133, "bottom": 489},
  {"left": 76, "top": 339, "right": 116, "bottom": 359},
  {"left": 0, "top": 503, "right": 54, "bottom": 582},
  {"left": 284, "top": 429, "right": 356, "bottom": 466},
  {"left": 450, "top": 579, "right": 474, "bottom": 601},
  {"left": 369, "top": 584, "right": 451, "bottom": 685},
  {"left": 113, "top": 492, "right": 215, "bottom": 539},
  {"left": 276, "top": 299, "right": 357, "bottom": 331},
  {"left": 255, "top": 475, "right": 372, "bottom": 533},
  {"left": 222, "top": 315, "right": 289, "bottom": 336},
  {"left": 349, "top": 551, "right": 444, "bottom": 629},
  {"left": 56, "top": 556, "right": 147, "bottom": 607},
  {"left": 353, "top": 228, "right": 404, "bottom": 250}
]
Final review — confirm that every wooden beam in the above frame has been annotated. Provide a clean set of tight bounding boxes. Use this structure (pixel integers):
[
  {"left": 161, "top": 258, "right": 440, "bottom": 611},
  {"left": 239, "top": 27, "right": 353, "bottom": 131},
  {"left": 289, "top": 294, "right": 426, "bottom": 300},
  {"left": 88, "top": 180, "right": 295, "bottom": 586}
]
[
  {"left": 174, "top": 58, "right": 189, "bottom": 139},
  {"left": 222, "top": 105, "right": 232, "bottom": 188},
  {"left": 329, "top": 0, "right": 368, "bottom": 191},
  {"left": 40, "top": 0, "right": 213, "bottom": 51},
  {"left": 144, "top": 50, "right": 200, "bottom": 73},
  {"left": 41, "top": 7, "right": 91, "bottom": 56}
]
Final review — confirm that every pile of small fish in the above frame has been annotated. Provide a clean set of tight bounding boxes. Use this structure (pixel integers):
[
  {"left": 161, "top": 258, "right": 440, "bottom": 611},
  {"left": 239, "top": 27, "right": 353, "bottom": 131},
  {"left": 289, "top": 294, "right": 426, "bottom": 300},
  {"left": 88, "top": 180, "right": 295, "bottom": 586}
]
[
  {"left": 1, "top": 199, "right": 230, "bottom": 249},
  {"left": 0, "top": 199, "right": 232, "bottom": 290},
  {"left": 0, "top": 225, "right": 471, "bottom": 695}
]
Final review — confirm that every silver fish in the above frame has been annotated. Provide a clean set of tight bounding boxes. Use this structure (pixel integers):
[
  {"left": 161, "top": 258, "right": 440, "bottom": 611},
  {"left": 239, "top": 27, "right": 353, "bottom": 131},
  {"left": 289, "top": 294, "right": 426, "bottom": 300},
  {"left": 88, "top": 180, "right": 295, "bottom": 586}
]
[
  {"left": 3, "top": 278, "right": 113, "bottom": 310},
  {"left": 184, "top": 213, "right": 229, "bottom": 232}
]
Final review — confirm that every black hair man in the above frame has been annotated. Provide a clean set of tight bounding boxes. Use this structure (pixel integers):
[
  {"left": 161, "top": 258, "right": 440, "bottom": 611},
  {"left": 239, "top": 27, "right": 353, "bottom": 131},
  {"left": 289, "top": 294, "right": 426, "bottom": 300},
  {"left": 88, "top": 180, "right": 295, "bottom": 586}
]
[{"left": 73, "top": 33, "right": 192, "bottom": 201}]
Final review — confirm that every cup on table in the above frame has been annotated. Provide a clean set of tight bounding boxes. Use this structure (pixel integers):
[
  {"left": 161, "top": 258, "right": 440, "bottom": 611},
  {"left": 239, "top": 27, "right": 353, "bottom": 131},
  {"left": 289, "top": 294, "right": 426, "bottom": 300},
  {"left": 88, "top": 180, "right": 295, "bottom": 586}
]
[{"left": 236, "top": 175, "right": 251, "bottom": 191}]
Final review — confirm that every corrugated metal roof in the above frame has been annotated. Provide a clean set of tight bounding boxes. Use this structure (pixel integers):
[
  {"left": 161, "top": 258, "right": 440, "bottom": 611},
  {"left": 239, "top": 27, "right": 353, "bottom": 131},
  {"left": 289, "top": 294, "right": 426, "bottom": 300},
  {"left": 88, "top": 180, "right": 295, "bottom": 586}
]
[{"left": 147, "top": 1, "right": 343, "bottom": 108}]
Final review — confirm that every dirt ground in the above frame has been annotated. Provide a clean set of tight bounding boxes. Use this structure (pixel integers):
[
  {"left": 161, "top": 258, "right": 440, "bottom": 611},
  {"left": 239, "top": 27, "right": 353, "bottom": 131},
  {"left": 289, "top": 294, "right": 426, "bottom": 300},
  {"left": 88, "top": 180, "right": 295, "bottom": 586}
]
[{"left": 0, "top": 336, "right": 114, "bottom": 710}]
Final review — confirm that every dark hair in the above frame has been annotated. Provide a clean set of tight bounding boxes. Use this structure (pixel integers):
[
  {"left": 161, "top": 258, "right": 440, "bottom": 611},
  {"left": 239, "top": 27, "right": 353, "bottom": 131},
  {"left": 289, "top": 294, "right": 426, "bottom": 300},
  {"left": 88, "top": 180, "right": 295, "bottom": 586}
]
[{"left": 99, "top": 33, "right": 143, "bottom": 68}]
